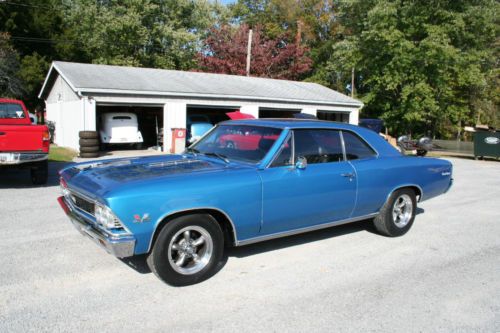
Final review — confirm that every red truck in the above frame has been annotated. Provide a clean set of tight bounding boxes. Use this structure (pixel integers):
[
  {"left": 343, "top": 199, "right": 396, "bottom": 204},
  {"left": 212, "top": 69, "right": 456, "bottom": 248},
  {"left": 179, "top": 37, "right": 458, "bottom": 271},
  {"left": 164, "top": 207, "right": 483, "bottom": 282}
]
[{"left": 0, "top": 98, "right": 50, "bottom": 184}]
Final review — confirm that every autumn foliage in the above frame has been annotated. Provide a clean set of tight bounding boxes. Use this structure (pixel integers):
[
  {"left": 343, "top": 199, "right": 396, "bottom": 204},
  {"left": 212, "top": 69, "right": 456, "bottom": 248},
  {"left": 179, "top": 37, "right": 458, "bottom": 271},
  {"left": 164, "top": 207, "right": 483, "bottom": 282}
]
[{"left": 197, "top": 24, "right": 312, "bottom": 80}]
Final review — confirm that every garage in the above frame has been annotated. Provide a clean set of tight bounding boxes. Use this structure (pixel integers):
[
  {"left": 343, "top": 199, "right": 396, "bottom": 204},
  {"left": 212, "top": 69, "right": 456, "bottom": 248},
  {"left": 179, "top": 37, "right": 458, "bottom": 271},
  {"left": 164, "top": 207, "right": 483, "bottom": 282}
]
[
  {"left": 259, "top": 107, "right": 301, "bottom": 119},
  {"left": 96, "top": 104, "right": 163, "bottom": 150},
  {"left": 39, "top": 61, "right": 363, "bottom": 153}
]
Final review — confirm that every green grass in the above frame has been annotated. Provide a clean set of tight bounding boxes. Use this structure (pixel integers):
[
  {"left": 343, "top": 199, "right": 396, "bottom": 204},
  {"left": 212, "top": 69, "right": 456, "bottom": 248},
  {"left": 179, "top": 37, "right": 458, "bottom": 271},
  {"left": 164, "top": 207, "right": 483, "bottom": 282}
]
[{"left": 49, "top": 145, "right": 78, "bottom": 162}]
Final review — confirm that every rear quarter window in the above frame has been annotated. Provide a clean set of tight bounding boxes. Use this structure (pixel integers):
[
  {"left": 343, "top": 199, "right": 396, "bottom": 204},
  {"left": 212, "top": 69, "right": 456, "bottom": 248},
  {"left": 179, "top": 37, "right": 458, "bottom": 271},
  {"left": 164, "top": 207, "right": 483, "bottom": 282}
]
[{"left": 342, "top": 131, "right": 377, "bottom": 160}]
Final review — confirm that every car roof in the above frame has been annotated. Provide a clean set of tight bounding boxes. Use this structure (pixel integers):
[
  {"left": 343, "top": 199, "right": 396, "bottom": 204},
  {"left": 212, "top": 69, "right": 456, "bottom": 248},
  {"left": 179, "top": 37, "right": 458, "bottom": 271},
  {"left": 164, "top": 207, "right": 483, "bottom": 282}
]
[{"left": 219, "top": 118, "right": 361, "bottom": 130}]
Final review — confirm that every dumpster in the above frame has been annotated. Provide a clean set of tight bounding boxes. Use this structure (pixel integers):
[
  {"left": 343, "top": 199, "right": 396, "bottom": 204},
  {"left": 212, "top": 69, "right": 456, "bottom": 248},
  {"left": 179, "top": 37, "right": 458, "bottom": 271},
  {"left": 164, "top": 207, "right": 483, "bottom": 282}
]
[{"left": 473, "top": 131, "right": 500, "bottom": 159}]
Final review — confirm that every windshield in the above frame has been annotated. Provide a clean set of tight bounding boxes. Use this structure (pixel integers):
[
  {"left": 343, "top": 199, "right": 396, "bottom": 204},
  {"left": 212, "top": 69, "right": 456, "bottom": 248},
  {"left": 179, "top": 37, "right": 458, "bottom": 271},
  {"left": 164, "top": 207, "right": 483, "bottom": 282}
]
[
  {"left": 189, "top": 124, "right": 282, "bottom": 163},
  {"left": 0, "top": 103, "right": 25, "bottom": 119}
]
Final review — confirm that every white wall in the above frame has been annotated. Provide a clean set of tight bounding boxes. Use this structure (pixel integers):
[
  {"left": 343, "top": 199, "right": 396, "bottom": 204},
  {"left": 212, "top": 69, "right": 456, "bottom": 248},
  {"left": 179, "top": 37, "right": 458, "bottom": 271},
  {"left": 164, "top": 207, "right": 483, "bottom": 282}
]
[{"left": 46, "top": 98, "right": 96, "bottom": 150}]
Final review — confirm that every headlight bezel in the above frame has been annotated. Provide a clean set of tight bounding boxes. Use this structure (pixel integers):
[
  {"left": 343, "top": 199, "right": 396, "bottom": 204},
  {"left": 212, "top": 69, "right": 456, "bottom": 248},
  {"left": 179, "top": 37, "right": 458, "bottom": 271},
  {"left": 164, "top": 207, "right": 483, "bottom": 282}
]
[{"left": 94, "top": 202, "right": 124, "bottom": 230}]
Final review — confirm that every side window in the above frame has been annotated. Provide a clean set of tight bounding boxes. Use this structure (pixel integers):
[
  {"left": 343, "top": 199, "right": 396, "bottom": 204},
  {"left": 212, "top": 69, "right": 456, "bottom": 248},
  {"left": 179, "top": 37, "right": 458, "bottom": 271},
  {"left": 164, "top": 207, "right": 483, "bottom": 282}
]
[
  {"left": 342, "top": 131, "right": 376, "bottom": 160},
  {"left": 294, "top": 129, "right": 344, "bottom": 164},
  {"left": 270, "top": 135, "right": 292, "bottom": 167}
]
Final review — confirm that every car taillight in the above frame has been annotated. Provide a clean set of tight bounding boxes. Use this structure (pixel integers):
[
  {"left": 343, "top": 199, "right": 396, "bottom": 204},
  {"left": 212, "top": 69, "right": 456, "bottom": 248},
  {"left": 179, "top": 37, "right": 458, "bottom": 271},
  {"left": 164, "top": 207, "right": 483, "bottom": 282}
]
[{"left": 42, "top": 130, "right": 50, "bottom": 148}]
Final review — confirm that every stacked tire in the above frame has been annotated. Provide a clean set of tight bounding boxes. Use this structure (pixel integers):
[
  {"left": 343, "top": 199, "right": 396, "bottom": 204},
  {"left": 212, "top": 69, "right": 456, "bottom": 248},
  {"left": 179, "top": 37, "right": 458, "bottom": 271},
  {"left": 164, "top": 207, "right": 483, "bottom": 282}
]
[{"left": 79, "top": 131, "right": 100, "bottom": 158}]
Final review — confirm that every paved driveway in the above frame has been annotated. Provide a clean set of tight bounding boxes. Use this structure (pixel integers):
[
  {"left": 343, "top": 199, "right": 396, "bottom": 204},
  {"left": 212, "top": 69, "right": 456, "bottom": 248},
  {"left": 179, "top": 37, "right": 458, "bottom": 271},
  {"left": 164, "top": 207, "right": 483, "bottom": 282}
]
[{"left": 0, "top": 158, "right": 498, "bottom": 332}]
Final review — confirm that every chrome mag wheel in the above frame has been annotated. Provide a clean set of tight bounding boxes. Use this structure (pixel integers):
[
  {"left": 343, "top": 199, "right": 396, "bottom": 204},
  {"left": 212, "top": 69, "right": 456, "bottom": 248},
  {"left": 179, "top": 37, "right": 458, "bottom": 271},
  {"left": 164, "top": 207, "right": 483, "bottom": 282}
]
[
  {"left": 392, "top": 194, "right": 413, "bottom": 228},
  {"left": 167, "top": 226, "right": 214, "bottom": 275}
]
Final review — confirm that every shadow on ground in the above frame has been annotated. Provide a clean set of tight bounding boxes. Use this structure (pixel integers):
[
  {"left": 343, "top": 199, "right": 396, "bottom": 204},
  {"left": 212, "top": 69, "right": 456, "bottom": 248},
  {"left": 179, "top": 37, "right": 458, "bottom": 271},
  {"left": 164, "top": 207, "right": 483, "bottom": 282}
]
[
  {"left": 0, "top": 161, "right": 73, "bottom": 189},
  {"left": 119, "top": 209, "right": 425, "bottom": 278}
]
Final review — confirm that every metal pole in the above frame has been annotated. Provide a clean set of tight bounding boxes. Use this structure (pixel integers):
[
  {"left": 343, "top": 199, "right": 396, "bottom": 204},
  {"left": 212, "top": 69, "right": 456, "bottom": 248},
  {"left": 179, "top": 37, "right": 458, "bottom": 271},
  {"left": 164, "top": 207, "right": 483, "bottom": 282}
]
[
  {"left": 351, "top": 67, "right": 355, "bottom": 98},
  {"left": 246, "top": 29, "right": 253, "bottom": 77}
]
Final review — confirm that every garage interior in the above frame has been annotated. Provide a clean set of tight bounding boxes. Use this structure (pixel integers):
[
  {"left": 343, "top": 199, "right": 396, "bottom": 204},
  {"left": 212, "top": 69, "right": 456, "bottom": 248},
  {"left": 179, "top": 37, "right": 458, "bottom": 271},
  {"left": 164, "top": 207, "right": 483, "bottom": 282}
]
[
  {"left": 259, "top": 107, "right": 301, "bottom": 118},
  {"left": 96, "top": 104, "right": 164, "bottom": 150},
  {"left": 317, "top": 111, "right": 350, "bottom": 123},
  {"left": 186, "top": 105, "right": 239, "bottom": 125}
]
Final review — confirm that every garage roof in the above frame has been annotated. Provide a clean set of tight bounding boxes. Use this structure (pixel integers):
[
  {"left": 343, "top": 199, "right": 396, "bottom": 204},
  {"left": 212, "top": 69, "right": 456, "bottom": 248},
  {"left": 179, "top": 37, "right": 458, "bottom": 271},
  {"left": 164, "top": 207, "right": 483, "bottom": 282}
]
[{"left": 39, "top": 61, "right": 362, "bottom": 107}]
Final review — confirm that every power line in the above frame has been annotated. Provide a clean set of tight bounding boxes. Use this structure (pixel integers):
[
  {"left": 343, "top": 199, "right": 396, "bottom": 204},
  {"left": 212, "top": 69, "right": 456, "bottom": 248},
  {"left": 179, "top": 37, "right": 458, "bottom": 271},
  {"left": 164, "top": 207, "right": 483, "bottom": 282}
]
[
  {"left": 0, "top": 1, "right": 54, "bottom": 9},
  {"left": 9, "top": 35, "right": 176, "bottom": 53}
]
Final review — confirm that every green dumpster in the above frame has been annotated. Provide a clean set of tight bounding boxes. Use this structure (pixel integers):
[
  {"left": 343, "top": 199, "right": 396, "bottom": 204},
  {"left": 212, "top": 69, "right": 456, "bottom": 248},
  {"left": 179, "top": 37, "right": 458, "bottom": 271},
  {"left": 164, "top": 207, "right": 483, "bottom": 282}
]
[{"left": 474, "top": 131, "right": 500, "bottom": 159}]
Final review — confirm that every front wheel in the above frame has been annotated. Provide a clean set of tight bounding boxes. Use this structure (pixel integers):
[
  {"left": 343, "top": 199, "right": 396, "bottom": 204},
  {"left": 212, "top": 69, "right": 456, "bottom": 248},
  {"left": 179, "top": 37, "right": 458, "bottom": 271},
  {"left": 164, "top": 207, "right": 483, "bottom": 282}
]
[
  {"left": 147, "top": 214, "right": 224, "bottom": 286},
  {"left": 373, "top": 188, "right": 417, "bottom": 237}
]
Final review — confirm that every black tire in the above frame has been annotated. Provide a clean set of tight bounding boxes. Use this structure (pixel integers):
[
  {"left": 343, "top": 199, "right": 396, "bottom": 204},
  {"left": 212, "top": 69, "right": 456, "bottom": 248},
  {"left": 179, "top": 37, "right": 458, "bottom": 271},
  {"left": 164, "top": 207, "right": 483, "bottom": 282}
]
[
  {"left": 79, "top": 131, "right": 98, "bottom": 139},
  {"left": 79, "top": 138, "right": 99, "bottom": 146},
  {"left": 80, "top": 146, "right": 99, "bottom": 153},
  {"left": 79, "top": 152, "right": 99, "bottom": 158},
  {"left": 416, "top": 149, "right": 427, "bottom": 157},
  {"left": 147, "top": 214, "right": 224, "bottom": 286},
  {"left": 134, "top": 142, "right": 143, "bottom": 150},
  {"left": 373, "top": 188, "right": 417, "bottom": 237},
  {"left": 31, "top": 160, "right": 48, "bottom": 185}
]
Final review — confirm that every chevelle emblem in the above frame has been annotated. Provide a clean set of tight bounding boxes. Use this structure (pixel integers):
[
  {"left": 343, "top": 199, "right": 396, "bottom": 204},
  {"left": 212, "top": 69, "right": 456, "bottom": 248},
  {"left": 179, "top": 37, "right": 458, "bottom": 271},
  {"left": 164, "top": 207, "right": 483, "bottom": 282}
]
[{"left": 133, "top": 213, "right": 150, "bottom": 223}]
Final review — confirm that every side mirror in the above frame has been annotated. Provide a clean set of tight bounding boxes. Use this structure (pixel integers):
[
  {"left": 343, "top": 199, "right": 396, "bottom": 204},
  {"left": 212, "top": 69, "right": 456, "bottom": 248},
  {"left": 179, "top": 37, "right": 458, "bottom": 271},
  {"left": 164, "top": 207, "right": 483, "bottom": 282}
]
[{"left": 295, "top": 156, "right": 307, "bottom": 170}]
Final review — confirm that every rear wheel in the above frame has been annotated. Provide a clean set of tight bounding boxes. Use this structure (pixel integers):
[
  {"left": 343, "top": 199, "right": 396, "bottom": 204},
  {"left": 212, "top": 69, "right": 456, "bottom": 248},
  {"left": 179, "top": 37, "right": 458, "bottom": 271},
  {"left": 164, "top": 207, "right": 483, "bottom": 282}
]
[
  {"left": 31, "top": 160, "right": 48, "bottom": 185},
  {"left": 374, "top": 188, "right": 417, "bottom": 237},
  {"left": 147, "top": 214, "right": 224, "bottom": 286}
]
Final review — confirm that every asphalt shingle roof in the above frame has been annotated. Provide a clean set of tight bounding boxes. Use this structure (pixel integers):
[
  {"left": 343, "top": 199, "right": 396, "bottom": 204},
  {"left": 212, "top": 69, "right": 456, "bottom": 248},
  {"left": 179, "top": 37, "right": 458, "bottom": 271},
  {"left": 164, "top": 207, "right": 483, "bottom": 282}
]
[{"left": 41, "top": 61, "right": 362, "bottom": 106}]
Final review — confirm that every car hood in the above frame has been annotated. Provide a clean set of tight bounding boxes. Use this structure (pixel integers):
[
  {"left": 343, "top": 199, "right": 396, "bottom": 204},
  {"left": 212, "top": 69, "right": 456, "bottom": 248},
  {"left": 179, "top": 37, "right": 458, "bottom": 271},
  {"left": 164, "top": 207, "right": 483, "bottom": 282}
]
[{"left": 60, "top": 154, "right": 234, "bottom": 198}]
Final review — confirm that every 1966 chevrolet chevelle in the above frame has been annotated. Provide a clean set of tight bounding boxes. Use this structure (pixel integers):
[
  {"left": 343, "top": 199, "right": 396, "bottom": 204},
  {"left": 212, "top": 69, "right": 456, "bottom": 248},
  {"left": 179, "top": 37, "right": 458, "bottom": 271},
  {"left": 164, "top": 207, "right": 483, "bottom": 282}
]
[{"left": 58, "top": 119, "right": 453, "bottom": 286}]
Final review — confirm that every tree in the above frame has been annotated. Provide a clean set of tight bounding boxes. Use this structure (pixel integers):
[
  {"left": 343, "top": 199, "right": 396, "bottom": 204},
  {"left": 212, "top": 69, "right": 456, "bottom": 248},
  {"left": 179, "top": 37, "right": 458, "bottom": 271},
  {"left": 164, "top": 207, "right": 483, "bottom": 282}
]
[
  {"left": 62, "top": 0, "right": 221, "bottom": 70},
  {"left": 0, "top": 33, "right": 24, "bottom": 97},
  {"left": 198, "top": 24, "right": 312, "bottom": 80},
  {"left": 315, "top": 0, "right": 499, "bottom": 138}
]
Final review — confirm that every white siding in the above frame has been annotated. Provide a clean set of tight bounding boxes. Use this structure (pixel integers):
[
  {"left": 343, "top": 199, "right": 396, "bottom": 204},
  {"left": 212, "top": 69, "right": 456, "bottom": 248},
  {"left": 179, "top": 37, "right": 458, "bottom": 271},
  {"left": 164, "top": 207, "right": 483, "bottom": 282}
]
[{"left": 46, "top": 75, "right": 79, "bottom": 104}]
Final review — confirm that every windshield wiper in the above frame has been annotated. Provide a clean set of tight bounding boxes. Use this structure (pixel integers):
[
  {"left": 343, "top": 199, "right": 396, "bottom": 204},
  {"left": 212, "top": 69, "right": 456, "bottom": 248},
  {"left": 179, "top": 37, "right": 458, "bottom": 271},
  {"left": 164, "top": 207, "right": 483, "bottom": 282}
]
[{"left": 203, "top": 152, "right": 230, "bottom": 164}]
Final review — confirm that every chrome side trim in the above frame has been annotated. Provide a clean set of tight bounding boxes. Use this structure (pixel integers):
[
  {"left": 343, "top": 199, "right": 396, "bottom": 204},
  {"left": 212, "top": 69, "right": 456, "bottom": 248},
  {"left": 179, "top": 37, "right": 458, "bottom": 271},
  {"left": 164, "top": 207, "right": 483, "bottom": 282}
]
[
  {"left": 235, "top": 213, "right": 378, "bottom": 247},
  {"left": 147, "top": 207, "right": 239, "bottom": 252}
]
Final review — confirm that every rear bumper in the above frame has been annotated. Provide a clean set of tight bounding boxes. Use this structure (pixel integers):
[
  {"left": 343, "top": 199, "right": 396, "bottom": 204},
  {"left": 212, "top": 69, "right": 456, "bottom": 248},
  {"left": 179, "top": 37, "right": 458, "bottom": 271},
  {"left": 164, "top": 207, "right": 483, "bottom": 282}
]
[
  {"left": 0, "top": 152, "right": 47, "bottom": 165},
  {"left": 57, "top": 196, "right": 136, "bottom": 258}
]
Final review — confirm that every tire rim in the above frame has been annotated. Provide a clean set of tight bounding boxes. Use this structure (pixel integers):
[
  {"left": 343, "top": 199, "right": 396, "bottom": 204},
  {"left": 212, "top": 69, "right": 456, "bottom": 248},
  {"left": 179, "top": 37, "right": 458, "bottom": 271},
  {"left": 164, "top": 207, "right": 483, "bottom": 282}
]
[
  {"left": 392, "top": 194, "right": 413, "bottom": 228},
  {"left": 167, "top": 226, "right": 213, "bottom": 275}
]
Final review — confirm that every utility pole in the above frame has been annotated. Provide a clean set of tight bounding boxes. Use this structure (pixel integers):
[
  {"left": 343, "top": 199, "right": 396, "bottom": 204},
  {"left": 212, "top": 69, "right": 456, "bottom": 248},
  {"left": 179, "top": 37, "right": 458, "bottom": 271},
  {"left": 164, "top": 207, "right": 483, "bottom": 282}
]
[
  {"left": 351, "top": 67, "right": 355, "bottom": 98},
  {"left": 246, "top": 29, "right": 253, "bottom": 77}
]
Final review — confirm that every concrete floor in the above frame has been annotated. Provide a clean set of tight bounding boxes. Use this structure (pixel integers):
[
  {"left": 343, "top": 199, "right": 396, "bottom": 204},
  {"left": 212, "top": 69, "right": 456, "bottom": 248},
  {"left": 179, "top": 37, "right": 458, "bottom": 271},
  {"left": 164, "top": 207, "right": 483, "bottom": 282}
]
[{"left": 0, "top": 157, "right": 499, "bottom": 332}]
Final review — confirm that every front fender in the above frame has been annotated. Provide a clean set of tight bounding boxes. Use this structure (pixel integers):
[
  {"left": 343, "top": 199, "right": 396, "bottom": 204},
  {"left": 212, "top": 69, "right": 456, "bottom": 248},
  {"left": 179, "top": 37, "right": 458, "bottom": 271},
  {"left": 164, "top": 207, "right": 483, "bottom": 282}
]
[{"left": 106, "top": 168, "right": 262, "bottom": 255}]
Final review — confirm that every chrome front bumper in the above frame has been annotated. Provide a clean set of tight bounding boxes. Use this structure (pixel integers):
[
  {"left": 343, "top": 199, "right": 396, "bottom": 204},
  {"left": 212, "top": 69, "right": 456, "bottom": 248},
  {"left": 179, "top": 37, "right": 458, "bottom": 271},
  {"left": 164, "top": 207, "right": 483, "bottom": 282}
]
[{"left": 57, "top": 196, "right": 136, "bottom": 258}]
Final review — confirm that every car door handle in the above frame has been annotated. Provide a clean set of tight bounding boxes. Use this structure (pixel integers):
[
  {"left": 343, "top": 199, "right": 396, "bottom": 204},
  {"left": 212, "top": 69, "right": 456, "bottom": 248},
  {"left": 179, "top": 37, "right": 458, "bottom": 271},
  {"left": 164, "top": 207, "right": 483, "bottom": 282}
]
[
  {"left": 0, "top": 132, "right": 5, "bottom": 136},
  {"left": 341, "top": 172, "right": 355, "bottom": 178}
]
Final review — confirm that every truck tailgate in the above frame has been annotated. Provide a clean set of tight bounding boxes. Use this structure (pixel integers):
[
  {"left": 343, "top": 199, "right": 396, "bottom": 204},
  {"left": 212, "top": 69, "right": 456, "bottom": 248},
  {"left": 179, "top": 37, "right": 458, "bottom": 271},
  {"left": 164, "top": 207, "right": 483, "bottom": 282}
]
[{"left": 0, "top": 125, "right": 49, "bottom": 152}]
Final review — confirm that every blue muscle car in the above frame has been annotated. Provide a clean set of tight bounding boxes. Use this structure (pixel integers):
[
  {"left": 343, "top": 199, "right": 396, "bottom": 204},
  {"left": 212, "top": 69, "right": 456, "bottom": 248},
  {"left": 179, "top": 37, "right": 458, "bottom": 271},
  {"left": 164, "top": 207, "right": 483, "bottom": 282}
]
[{"left": 58, "top": 119, "right": 453, "bottom": 286}]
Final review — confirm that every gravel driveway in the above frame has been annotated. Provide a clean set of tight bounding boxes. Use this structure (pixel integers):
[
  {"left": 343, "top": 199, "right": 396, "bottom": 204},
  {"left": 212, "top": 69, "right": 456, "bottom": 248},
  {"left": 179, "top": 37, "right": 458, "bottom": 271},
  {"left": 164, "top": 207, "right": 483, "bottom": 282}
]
[{"left": 0, "top": 157, "right": 498, "bottom": 332}]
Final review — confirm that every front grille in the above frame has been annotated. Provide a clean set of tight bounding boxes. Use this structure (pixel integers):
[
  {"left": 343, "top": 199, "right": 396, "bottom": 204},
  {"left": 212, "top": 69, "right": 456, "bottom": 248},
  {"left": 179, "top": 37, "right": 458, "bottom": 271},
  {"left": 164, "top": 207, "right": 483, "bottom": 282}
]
[{"left": 71, "top": 194, "right": 95, "bottom": 216}]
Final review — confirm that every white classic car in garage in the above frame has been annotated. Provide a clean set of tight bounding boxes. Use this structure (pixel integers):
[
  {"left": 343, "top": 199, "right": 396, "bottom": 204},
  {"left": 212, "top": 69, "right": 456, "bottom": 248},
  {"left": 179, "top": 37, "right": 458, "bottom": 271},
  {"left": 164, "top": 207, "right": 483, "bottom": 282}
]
[{"left": 99, "top": 112, "right": 144, "bottom": 149}]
